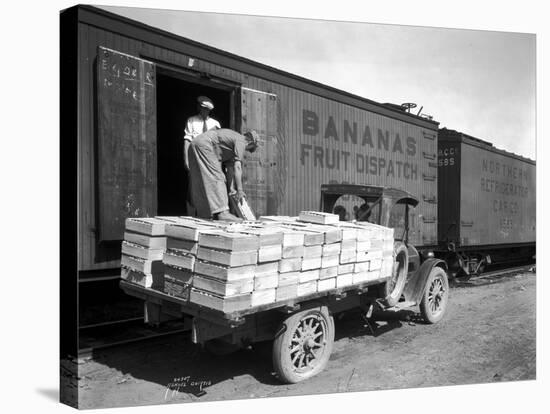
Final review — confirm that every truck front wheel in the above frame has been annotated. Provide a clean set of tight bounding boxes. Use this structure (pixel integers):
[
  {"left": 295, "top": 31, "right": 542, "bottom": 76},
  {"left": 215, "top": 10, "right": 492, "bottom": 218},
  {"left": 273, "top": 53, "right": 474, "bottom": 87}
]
[
  {"left": 419, "top": 267, "right": 449, "bottom": 324},
  {"left": 272, "top": 306, "right": 334, "bottom": 383}
]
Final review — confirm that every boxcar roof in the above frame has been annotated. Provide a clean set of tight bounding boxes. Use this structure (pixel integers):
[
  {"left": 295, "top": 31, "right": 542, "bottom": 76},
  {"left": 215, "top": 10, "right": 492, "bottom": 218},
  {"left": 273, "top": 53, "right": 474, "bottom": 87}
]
[
  {"left": 438, "top": 128, "right": 535, "bottom": 165},
  {"left": 69, "top": 5, "right": 439, "bottom": 130}
]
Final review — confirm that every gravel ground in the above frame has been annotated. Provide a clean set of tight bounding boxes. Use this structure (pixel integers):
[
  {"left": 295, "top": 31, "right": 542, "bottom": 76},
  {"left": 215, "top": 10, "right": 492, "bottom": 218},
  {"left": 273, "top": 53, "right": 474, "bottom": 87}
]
[{"left": 70, "top": 271, "right": 536, "bottom": 409}]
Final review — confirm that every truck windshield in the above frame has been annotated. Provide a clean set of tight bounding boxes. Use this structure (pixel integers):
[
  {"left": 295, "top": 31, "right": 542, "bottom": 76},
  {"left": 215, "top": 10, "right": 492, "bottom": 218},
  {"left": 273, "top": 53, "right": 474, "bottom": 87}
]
[
  {"left": 389, "top": 203, "right": 407, "bottom": 241},
  {"left": 332, "top": 195, "right": 381, "bottom": 223},
  {"left": 355, "top": 197, "right": 382, "bottom": 223}
]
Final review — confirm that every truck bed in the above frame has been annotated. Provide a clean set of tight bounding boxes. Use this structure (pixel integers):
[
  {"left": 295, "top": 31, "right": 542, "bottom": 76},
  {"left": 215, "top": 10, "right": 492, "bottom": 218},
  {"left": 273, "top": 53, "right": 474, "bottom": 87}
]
[{"left": 120, "top": 276, "right": 390, "bottom": 325}]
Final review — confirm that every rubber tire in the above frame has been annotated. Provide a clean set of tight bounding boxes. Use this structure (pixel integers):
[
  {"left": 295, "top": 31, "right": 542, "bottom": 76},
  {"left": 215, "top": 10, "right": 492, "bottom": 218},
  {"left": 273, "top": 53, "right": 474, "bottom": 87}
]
[
  {"left": 380, "top": 243, "right": 409, "bottom": 307},
  {"left": 272, "top": 306, "right": 335, "bottom": 384},
  {"left": 419, "top": 267, "right": 449, "bottom": 324},
  {"left": 204, "top": 338, "right": 241, "bottom": 356}
]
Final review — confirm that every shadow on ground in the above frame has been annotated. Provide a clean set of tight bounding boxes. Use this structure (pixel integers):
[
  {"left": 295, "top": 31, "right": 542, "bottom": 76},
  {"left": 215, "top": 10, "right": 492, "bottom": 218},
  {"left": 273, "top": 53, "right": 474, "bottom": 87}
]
[{"left": 84, "top": 306, "right": 421, "bottom": 396}]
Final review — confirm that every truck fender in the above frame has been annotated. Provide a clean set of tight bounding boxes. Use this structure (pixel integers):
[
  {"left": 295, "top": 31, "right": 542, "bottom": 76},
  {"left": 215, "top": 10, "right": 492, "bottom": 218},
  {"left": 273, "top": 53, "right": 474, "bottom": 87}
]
[{"left": 403, "top": 258, "right": 447, "bottom": 305}]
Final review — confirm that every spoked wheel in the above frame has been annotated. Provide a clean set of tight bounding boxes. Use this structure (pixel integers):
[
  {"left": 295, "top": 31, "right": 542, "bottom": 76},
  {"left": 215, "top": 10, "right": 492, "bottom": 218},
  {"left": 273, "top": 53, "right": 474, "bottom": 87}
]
[
  {"left": 419, "top": 267, "right": 449, "bottom": 324},
  {"left": 272, "top": 306, "right": 334, "bottom": 383},
  {"left": 381, "top": 243, "right": 409, "bottom": 307}
]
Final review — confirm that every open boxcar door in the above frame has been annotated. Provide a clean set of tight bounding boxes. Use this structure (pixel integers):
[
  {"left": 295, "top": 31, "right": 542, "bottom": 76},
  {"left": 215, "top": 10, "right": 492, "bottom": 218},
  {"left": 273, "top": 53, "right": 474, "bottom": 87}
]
[
  {"left": 97, "top": 46, "right": 157, "bottom": 241},
  {"left": 240, "top": 87, "right": 280, "bottom": 216}
]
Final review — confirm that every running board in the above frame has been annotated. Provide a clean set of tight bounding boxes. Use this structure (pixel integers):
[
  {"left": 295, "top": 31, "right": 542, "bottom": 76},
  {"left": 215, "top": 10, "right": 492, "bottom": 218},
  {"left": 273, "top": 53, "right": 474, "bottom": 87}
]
[{"left": 385, "top": 300, "right": 417, "bottom": 311}]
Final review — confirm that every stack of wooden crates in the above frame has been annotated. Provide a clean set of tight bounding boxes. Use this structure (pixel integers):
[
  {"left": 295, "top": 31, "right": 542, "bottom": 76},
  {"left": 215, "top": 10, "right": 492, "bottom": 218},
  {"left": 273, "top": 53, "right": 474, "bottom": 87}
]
[
  {"left": 121, "top": 212, "right": 395, "bottom": 314},
  {"left": 121, "top": 217, "right": 176, "bottom": 289}
]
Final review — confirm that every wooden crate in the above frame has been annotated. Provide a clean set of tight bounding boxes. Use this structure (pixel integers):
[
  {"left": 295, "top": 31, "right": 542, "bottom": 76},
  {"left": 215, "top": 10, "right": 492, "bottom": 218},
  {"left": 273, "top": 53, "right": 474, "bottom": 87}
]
[
  {"left": 254, "top": 273, "right": 279, "bottom": 290},
  {"left": 369, "top": 259, "right": 383, "bottom": 271},
  {"left": 164, "top": 265, "right": 194, "bottom": 284},
  {"left": 198, "top": 230, "right": 259, "bottom": 252},
  {"left": 337, "top": 263, "right": 354, "bottom": 274},
  {"left": 166, "top": 238, "right": 198, "bottom": 254},
  {"left": 121, "top": 254, "right": 163, "bottom": 274},
  {"left": 303, "top": 245, "right": 322, "bottom": 258},
  {"left": 124, "top": 231, "right": 166, "bottom": 249},
  {"left": 121, "top": 267, "right": 163, "bottom": 289},
  {"left": 321, "top": 255, "right": 339, "bottom": 268},
  {"left": 298, "top": 211, "right": 340, "bottom": 225},
  {"left": 299, "top": 269, "right": 320, "bottom": 283},
  {"left": 194, "top": 260, "right": 255, "bottom": 282},
  {"left": 301, "top": 257, "right": 321, "bottom": 271},
  {"left": 279, "top": 258, "right": 302, "bottom": 273},
  {"left": 276, "top": 284, "right": 299, "bottom": 301},
  {"left": 329, "top": 223, "right": 358, "bottom": 240},
  {"left": 341, "top": 239, "right": 357, "bottom": 251},
  {"left": 258, "top": 245, "right": 282, "bottom": 262},
  {"left": 298, "top": 280, "right": 318, "bottom": 296},
  {"left": 322, "top": 242, "right": 341, "bottom": 256},
  {"left": 282, "top": 245, "right": 304, "bottom": 258},
  {"left": 340, "top": 250, "right": 357, "bottom": 264},
  {"left": 278, "top": 271, "right": 300, "bottom": 287},
  {"left": 193, "top": 274, "right": 254, "bottom": 296},
  {"left": 279, "top": 229, "right": 305, "bottom": 247},
  {"left": 355, "top": 250, "right": 370, "bottom": 263},
  {"left": 318, "top": 277, "right": 336, "bottom": 291},
  {"left": 319, "top": 266, "right": 338, "bottom": 280},
  {"left": 190, "top": 288, "right": 251, "bottom": 313},
  {"left": 125, "top": 217, "right": 178, "bottom": 236},
  {"left": 166, "top": 221, "right": 219, "bottom": 242},
  {"left": 197, "top": 247, "right": 257, "bottom": 267},
  {"left": 354, "top": 261, "right": 370, "bottom": 273},
  {"left": 164, "top": 276, "right": 191, "bottom": 300},
  {"left": 356, "top": 240, "right": 372, "bottom": 252},
  {"left": 251, "top": 288, "right": 276, "bottom": 307},
  {"left": 163, "top": 250, "right": 196, "bottom": 271},
  {"left": 235, "top": 226, "right": 284, "bottom": 246},
  {"left": 121, "top": 241, "right": 164, "bottom": 261},
  {"left": 281, "top": 224, "right": 324, "bottom": 246},
  {"left": 255, "top": 261, "right": 279, "bottom": 276},
  {"left": 336, "top": 273, "right": 354, "bottom": 288},
  {"left": 351, "top": 271, "right": 370, "bottom": 284}
]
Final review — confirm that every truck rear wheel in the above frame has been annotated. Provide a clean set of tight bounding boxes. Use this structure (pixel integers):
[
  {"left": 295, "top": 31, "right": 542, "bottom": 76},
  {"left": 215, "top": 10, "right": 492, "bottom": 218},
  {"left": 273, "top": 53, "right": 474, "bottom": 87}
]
[
  {"left": 381, "top": 243, "right": 409, "bottom": 307},
  {"left": 419, "top": 267, "right": 449, "bottom": 324},
  {"left": 272, "top": 306, "right": 334, "bottom": 383}
]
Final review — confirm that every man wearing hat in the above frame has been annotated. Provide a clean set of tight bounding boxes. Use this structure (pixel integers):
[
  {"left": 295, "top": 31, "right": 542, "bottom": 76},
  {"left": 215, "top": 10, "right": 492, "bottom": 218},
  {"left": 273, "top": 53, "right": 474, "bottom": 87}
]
[
  {"left": 183, "top": 95, "right": 221, "bottom": 171},
  {"left": 188, "top": 129, "right": 259, "bottom": 221}
]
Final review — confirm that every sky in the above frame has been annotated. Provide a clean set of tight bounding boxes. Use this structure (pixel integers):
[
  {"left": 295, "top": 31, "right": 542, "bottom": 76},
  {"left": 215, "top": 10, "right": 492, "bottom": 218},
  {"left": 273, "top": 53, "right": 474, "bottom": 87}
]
[{"left": 98, "top": 5, "right": 536, "bottom": 160}]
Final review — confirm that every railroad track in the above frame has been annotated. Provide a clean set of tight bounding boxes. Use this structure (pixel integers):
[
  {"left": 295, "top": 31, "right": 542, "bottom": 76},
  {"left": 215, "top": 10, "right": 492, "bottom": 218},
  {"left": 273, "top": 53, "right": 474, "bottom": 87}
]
[
  {"left": 77, "top": 263, "right": 535, "bottom": 359},
  {"left": 78, "top": 318, "right": 190, "bottom": 360},
  {"left": 452, "top": 263, "right": 535, "bottom": 288}
]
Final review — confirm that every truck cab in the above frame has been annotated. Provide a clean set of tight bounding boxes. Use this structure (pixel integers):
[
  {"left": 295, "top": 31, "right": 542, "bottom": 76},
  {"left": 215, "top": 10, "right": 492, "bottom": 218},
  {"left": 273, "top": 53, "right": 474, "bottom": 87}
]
[
  {"left": 320, "top": 184, "right": 418, "bottom": 241},
  {"left": 320, "top": 184, "right": 448, "bottom": 319}
]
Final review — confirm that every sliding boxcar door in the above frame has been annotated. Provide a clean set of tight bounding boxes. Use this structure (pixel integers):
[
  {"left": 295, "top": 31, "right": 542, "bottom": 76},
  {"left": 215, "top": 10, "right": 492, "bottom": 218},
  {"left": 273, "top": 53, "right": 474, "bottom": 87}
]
[
  {"left": 97, "top": 46, "right": 157, "bottom": 240},
  {"left": 240, "top": 87, "right": 279, "bottom": 216}
]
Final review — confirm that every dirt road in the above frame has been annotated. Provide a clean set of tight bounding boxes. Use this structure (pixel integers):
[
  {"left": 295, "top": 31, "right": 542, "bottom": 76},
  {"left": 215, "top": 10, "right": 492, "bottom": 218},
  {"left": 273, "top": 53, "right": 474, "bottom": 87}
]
[{"left": 74, "top": 271, "right": 536, "bottom": 409}]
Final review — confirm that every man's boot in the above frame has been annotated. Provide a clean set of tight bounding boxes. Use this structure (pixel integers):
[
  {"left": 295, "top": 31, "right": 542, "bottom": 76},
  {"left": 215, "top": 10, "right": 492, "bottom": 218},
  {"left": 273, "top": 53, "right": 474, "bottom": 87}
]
[{"left": 216, "top": 210, "right": 242, "bottom": 222}]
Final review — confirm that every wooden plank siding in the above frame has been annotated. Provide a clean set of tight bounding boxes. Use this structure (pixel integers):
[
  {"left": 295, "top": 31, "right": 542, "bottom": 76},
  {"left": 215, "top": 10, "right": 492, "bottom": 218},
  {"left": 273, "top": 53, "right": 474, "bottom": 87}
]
[{"left": 77, "top": 20, "right": 439, "bottom": 272}]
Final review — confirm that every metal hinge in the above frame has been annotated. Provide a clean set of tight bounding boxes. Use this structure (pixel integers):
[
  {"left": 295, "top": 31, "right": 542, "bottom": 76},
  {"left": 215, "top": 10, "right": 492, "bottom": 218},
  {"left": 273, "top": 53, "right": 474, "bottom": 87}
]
[{"left": 422, "top": 131, "right": 436, "bottom": 140}]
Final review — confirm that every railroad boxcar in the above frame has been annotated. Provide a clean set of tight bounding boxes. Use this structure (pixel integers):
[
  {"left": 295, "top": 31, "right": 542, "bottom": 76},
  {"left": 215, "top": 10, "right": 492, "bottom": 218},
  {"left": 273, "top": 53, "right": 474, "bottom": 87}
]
[
  {"left": 61, "top": 4, "right": 440, "bottom": 341},
  {"left": 437, "top": 128, "right": 536, "bottom": 277}
]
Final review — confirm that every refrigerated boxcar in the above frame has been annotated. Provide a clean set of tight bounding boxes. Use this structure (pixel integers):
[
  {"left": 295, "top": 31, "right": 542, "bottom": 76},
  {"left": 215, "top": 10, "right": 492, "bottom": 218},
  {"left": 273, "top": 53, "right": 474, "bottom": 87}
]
[
  {"left": 437, "top": 128, "right": 536, "bottom": 277},
  {"left": 61, "top": 5, "right": 439, "bottom": 285}
]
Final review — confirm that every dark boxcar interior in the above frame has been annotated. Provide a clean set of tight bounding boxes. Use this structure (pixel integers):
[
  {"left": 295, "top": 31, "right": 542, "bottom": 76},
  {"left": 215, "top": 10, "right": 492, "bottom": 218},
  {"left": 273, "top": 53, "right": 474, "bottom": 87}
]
[{"left": 156, "top": 73, "right": 233, "bottom": 216}]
